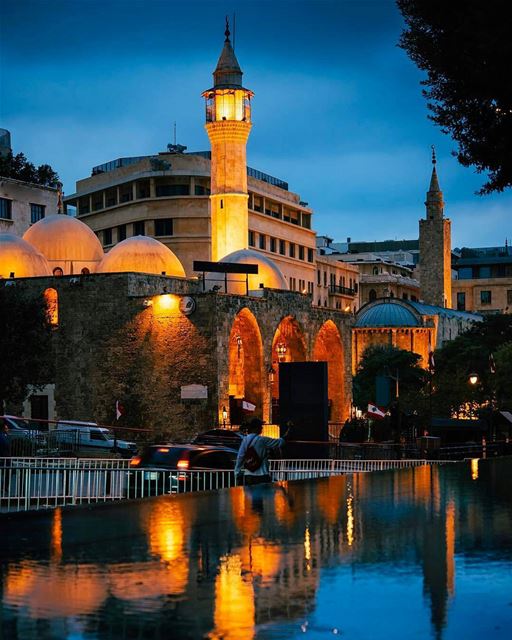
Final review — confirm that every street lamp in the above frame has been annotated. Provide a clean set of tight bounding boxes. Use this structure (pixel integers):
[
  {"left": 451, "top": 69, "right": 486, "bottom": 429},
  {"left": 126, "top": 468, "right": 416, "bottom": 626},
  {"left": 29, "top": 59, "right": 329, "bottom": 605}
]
[
  {"left": 222, "top": 406, "right": 228, "bottom": 428},
  {"left": 468, "top": 373, "right": 479, "bottom": 386},
  {"left": 276, "top": 342, "right": 287, "bottom": 362},
  {"left": 268, "top": 365, "right": 275, "bottom": 384}
]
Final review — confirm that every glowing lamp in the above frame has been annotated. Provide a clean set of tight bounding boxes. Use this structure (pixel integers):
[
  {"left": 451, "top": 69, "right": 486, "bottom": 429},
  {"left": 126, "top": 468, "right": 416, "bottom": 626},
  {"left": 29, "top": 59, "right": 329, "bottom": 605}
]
[
  {"left": 468, "top": 373, "right": 479, "bottom": 386},
  {"left": 177, "top": 459, "right": 189, "bottom": 470},
  {"left": 276, "top": 342, "right": 287, "bottom": 362}
]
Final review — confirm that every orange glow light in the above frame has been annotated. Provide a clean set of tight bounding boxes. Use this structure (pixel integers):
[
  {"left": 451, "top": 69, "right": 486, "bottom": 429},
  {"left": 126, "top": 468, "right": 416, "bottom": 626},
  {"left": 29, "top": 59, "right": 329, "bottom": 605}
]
[
  {"left": 129, "top": 456, "right": 141, "bottom": 467},
  {"left": 177, "top": 459, "right": 189, "bottom": 470},
  {"left": 153, "top": 294, "right": 180, "bottom": 315},
  {"left": 158, "top": 448, "right": 170, "bottom": 453}
]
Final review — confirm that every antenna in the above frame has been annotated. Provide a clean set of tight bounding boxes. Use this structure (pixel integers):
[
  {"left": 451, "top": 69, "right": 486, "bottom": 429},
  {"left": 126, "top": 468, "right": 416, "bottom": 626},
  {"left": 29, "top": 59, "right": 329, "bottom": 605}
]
[
  {"left": 173, "top": 121, "right": 177, "bottom": 146},
  {"left": 233, "top": 12, "right": 236, "bottom": 50}
]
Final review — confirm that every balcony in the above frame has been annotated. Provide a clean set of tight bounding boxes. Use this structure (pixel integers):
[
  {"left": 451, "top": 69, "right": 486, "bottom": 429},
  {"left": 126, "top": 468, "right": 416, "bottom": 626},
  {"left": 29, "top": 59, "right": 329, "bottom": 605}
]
[{"left": 329, "top": 285, "right": 355, "bottom": 297}]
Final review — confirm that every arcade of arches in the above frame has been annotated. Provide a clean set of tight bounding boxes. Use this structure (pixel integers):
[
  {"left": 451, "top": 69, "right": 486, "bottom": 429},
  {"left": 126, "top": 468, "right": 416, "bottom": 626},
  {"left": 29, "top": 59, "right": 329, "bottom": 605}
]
[{"left": 226, "top": 309, "right": 348, "bottom": 427}]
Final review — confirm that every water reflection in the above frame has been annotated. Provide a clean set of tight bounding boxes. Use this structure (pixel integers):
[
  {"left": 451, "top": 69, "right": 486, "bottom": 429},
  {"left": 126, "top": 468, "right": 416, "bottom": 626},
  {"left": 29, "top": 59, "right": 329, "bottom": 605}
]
[{"left": 1, "top": 459, "right": 512, "bottom": 639}]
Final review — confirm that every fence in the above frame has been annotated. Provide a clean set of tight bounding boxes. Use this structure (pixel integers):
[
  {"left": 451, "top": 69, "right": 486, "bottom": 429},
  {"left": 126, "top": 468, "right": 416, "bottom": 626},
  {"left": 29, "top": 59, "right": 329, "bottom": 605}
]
[{"left": 0, "top": 457, "right": 438, "bottom": 513}]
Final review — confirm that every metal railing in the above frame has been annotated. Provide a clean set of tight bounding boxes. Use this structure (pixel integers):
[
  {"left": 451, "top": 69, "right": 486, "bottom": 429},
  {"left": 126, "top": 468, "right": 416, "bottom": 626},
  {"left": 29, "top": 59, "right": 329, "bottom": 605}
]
[{"left": 0, "top": 456, "right": 440, "bottom": 513}]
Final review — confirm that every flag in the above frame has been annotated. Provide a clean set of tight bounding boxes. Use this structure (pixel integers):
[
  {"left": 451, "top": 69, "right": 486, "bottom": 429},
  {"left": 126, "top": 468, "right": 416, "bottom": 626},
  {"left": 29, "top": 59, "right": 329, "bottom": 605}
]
[
  {"left": 489, "top": 353, "right": 496, "bottom": 374},
  {"left": 242, "top": 400, "right": 256, "bottom": 412},
  {"left": 428, "top": 344, "right": 435, "bottom": 372},
  {"left": 115, "top": 400, "right": 124, "bottom": 421},
  {"left": 367, "top": 403, "right": 386, "bottom": 420}
]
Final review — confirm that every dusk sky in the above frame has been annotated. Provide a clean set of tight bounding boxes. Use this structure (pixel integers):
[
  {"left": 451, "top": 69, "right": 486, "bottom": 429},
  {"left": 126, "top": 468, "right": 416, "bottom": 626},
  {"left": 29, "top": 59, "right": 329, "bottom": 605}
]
[{"left": 1, "top": 0, "right": 510, "bottom": 248}]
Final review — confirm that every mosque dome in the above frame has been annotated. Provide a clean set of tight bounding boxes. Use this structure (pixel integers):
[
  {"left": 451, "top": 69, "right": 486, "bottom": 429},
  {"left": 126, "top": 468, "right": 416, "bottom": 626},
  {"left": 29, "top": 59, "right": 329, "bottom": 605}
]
[
  {"left": 207, "top": 249, "right": 288, "bottom": 293},
  {"left": 0, "top": 233, "right": 52, "bottom": 278},
  {"left": 355, "top": 300, "right": 421, "bottom": 328},
  {"left": 97, "top": 236, "right": 186, "bottom": 277},
  {"left": 23, "top": 215, "right": 104, "bottom": 262}
]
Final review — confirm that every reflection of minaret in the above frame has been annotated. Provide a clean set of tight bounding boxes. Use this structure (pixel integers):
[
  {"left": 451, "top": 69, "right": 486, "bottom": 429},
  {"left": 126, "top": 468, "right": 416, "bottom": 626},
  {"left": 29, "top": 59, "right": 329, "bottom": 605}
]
[
  {"left": 203, "top": 19, "right": 254, "bottom": 261},
  {"left": 419, "top": 148, "right": 452, "bottom": 308}
]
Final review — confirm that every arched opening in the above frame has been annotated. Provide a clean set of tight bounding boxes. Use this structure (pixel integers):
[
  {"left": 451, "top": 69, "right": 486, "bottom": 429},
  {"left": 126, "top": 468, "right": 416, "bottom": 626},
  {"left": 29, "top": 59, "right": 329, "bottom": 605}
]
[
  {"left": 313, "top": 320, "right": 345, "bottom": 424},
  {"left": 270, "top": 316, "right": 307, "bottom": 422},
  {"left": 43, "top": 287, "right": 59, "bottom": 326},
  {"left": 227, "top": 308, "right": 264, "bottom": 425},
  {"left": 369, "top": 289, "right": 377, "bottom": 302},
  {"left": 52, "top": 267, "right": 63, "bottom": 277}
]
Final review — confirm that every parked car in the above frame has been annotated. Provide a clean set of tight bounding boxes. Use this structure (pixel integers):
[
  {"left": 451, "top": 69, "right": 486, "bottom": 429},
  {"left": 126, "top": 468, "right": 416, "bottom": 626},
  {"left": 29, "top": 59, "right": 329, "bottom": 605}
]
[
  {"left": 2, "top": 415, "right": 46, "bottom": 455},
  {"left": 127, "top": 443, "right": 238, "bottom": 496},
  {"left": 55, "top": 421, "right": 137, "bottom": 457},
  {"left": 192, "top": 428, "right": 245, "bottom": 450}
]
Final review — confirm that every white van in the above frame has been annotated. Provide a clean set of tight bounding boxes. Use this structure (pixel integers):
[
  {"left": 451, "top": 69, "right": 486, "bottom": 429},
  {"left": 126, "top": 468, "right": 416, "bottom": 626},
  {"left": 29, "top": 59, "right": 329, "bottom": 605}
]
[{"left": 55, "top": 421, "right": 137, "bottom": 457}]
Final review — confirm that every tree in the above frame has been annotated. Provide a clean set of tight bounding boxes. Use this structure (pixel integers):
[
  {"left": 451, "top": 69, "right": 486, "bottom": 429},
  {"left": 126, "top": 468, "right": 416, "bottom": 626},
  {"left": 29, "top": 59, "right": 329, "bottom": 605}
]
[
  {"left": 353, "top": 345, "right": 428, "bottom": 415},
  {"left": 0, "top": 151, "right": 59, "bottom": 187},
  {"left": 397, "top": 1, "right": 512, "bottom": 194},
  {"left": 0, "top": 287, "right": 54, "bottom": 412}
]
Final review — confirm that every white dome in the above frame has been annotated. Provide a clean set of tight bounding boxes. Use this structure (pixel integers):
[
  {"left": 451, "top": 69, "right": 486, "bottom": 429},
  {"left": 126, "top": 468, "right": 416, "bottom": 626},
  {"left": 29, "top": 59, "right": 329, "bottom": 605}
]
[
  {"left": 207, "top": 249, "right": 288, "bottom": 294},
  {"left": 97, "top": 236, "right": 186, "bottom": 277},
  {"left": 23, "top": 215, "right": 104, "bottom": 262},
  {"left": 0, "top": 233, "right": 51, "bottom": 278}
]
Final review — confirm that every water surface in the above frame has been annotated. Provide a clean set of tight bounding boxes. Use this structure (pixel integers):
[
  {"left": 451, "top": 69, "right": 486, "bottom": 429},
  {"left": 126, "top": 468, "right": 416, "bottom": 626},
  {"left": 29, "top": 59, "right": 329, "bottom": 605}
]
[{"left": 1, "top": 458, "right": 511, "bottom": 639}]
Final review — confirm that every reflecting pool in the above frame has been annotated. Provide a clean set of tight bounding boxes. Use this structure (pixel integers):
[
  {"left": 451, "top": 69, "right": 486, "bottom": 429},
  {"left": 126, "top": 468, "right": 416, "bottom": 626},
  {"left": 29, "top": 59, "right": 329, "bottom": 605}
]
[{"left": 1, "top": 458, "right": 512, "bottom": 639}]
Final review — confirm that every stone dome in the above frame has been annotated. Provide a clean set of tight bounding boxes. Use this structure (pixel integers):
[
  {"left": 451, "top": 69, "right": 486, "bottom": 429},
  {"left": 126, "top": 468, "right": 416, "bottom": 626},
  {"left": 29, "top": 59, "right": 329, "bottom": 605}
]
[
  {"left": 0, "top": 233, "right": 52, "bottom": 278},
  {"left": 97, "top": 236, "right": 186, "bottom": 277},
  {"left": 23, "top": 215, "right": 104, "bottom": 263},
  {"left": 356, "top": 300, "right": 421, "bottom": 328},
  {"left": 206, "top": 249, "right": 288, "bottom": 294}
]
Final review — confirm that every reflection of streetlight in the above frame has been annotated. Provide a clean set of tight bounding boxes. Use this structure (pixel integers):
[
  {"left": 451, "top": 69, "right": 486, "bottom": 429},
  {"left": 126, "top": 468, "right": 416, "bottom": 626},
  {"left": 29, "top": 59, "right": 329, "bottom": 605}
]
[
  {"left": 276, "top": 342, "right": 287, "bottom": 362},
  {"left": 222, "top": 406, "right": 228, "bottom": 428},
  {"left": 468, "top": 373, "right": 479, "bottom": 386}
]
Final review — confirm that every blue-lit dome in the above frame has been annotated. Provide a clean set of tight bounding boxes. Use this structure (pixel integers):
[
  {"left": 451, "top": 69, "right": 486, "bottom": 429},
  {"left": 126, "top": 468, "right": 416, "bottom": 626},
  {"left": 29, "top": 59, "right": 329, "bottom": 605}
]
[{"left": 356, "top": 301, "right": 421, "bottom": 328}]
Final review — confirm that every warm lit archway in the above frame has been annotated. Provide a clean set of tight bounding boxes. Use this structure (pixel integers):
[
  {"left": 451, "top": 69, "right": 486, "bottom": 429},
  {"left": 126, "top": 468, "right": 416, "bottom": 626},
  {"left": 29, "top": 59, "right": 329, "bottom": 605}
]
[
  {"left": 313, "top": 320, "right": 345, "bottom": 423},
  {"left": 228, "top": 308, "right": 264, "bottom": 424},
  {"left": 43, "top": 287, "right": 59, "bottom": 326},
  {"left": 270, "top": 316, "right": 307, "bottom": 418}
]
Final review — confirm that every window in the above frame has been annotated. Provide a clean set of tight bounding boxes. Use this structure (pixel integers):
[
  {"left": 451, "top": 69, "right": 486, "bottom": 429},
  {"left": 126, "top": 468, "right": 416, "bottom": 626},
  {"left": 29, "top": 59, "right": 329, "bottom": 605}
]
[
  {"left": 119, "top": 184, "right": 133, "bottom": 203},
  {"left": 103, "top": 228, "right": 112, "bottom": 245},
  {"left": 53, "top": 267, "right": 64, "bottom": 277},
  {"left": 317, "top": 270, "right": 321, "bottom": 286},
  {"left": 137, "top": 180, "right": 150, "bottom": 199},
  {"left": 270, "top": 237, "right": 276, "bottom": 253},
  {"left": 133, "top": 221, "right": 145, "bottom": 236},
  {"left": 458, "top": 267, "right": 473, "bottom": 280},
  {"left": 402, "top": 293, "right": 408, "bottom": 300},
  {"left": 308, "top": 281, "right": 314, "bottom": 294},
  {"left": 372, "top": 267, "right": 379, "bottom": 275},
  {"left": 302, "top": 213, "right": 311, "bottom": 229},
  {"left": 81, "top": 267, "right": 90, "bottom": 275},
  {"left": 299, "top": 279, "right": 305, "bottom": 292},
  {"left": 44, "top": 288, "right": 58, "bottom": 326},
  {"left": 299, "top": 246, "right": 305, "bottom": 261},
  {"left": 253, "top": 195, "right": 263, "bottom": 212},
  {"left": 248, "top": 230, "right": 255, "bottom": 247},
  {"left": 155, "top": 218, "right": 173, "bottom": 236},
  {"left": 479, "top": 266, "right": 491, "bottom": 279},
  {"left": 155, "top": 184, "right": 189, "bottom": 197},
  {"left": 289, "top": 243, "right": 296, "bottom": 258},
  {"left": 259, "top": 234, "right": 266, "bottom": 250},
  {"left": 78, "top": 196, "right": 90, "bottom": 215},
  {"left": 290, "top": 277, "right": 296, "bottom": 291},
  {"left": 411, "top": 295, "right": 417, "bottom": 302},
  {"left": 0, "top": 198, "right": 12, "bottom": 219},
  {"left": 480, "top": 290, "right": 492, "bottom": 305},
  {"left": 323, "top": 271, "right": 327, "bottom": 287},
  {"left": 195, "top": 184, "right": 210, "bottom": 195},
  {"left": 507, "top": 290, "right": 512, "bottom": 305},
  {"left": 279, "top": 239, "right": 286, "bottom": 255},
  {"left": 118, "top": 224, "right": 127, "bottom": 241},
  {"left": 30, "top": 203, "right": 45, "bottom": 223},
  {"left": 369, "top": 289, "right": 377, "bottom": 302},
  {"left": 105, "top": 188, "right": 117, "bottom": 207},
  {"left": 457, "top": 292, "right": 466, "bottom": 311},
  {"left": 92, "top": 193, "right": 103, "bottom": 211},
  {"left": 307, "top": 248, "right": 314, "bottom": 262}
]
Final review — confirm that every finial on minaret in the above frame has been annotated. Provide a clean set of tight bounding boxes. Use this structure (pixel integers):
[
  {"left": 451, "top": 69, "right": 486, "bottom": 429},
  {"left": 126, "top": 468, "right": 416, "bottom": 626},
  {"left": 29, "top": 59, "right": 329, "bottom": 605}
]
[
  {"left": 431, "top": 145, "right": 437, "bottom": 166},
  {"left": 225, "top": 16, "right": 230, "bottom": 42},
  {"left": 57, "top": 181, "right": 63, "bottom": 214}
]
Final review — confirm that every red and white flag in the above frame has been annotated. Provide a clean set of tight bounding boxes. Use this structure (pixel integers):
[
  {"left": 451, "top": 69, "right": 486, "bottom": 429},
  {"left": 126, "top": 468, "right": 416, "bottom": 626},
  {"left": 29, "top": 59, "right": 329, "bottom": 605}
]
[
  {"left": 489, "top": 353, "right": 496, "bottom": 374},
  {"left": 367, "top": 403, "right": 386, "bottom": 420},
  {"left": 115, "top": 400, "right": 124, "bottom": 421}
]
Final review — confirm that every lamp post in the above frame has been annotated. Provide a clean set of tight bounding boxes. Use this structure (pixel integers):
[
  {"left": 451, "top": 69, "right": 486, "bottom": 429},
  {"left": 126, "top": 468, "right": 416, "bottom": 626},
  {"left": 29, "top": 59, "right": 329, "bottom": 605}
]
[
  {"left": 222, "top": 405, "right": 228, "bottom": 428},
  {"left": 268, "top": 365, "right": 275, "bottom": 424},
  {"left": 276, "top": 342, "right": 287, "bottom": 362}
]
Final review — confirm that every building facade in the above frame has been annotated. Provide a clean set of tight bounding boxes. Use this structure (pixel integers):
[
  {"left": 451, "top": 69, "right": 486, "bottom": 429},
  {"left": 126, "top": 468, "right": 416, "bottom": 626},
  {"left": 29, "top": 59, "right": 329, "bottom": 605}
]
[
  {"left": 0, "top": 176, "right": 58, "bottom": 237},
  {"left": 452, "top": 245, "right": 512, "bottom": 314}
]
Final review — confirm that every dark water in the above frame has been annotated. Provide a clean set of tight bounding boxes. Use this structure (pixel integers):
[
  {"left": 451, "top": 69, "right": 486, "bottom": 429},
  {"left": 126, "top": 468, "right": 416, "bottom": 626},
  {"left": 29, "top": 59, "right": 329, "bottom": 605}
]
[{"left": 1, "top": 458, "right": 511, "bottom": 640}]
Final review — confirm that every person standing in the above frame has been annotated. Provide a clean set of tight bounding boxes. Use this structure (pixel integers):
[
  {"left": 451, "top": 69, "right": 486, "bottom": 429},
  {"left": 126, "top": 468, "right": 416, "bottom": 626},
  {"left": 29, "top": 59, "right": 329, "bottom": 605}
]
[{"left": 235, "top": 417, "right": 286, "bottom": 486}]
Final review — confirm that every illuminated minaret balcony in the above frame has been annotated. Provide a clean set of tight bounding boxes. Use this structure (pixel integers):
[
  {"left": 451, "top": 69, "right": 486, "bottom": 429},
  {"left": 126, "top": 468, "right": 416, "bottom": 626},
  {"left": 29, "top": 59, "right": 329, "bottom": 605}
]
[{"left": 203, "top": 20, "right": 254, "bottom": 261}]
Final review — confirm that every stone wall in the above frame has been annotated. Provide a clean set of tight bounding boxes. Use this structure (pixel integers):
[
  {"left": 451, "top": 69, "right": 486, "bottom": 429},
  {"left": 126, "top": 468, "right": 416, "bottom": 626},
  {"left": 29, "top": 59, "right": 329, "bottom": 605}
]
[{"left": 419, "top": 218, "right": 452, "bottom": 307}]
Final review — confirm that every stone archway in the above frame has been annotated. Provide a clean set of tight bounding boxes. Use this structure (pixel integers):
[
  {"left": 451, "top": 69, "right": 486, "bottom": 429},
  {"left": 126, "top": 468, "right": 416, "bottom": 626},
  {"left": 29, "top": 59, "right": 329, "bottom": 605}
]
[
  {"left": 270, "top": 316, "right": 307, "bottom": 418},
  {"left": 313, "top": 320, "right": 345, "bottom": 423},
  {"left": 227, "top": 308, "right": 264, "bottom": 424}
]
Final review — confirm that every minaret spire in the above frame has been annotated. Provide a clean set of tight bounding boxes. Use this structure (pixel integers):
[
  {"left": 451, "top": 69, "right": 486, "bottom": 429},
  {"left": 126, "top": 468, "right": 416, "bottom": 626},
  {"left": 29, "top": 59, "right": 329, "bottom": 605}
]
[
  {"left": 225, "top": 16, "right": 230, "bottom": 41},
  {"left": 426, "top": 146, "right": 443, "bottom": 219}
]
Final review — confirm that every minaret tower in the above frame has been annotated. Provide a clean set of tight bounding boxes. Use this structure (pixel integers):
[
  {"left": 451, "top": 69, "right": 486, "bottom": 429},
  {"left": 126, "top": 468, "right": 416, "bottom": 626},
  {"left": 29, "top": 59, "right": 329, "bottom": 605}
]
[
  {"left": 419, "top": 147, "right": 452, "bottom": 308},
  {"left": 203, "top": 19, "right": 253, "bottom": 261}
]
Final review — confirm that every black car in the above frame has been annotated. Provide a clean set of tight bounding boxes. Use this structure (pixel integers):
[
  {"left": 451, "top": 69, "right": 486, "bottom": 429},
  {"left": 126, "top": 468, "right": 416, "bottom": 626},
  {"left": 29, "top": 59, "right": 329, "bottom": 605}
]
[
  {"left": 126, "top": 443, "right": 238, "bottom": 497},
  {"left": 192, "top": 429, "right": 245, "bottom": 450}
]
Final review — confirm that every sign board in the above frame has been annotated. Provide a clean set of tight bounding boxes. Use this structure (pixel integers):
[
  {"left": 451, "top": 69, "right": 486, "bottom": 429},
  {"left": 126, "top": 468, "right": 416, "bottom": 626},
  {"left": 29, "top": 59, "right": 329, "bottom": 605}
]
[{"left": 180, "top": 384, "right": 208, "bottom": 400}]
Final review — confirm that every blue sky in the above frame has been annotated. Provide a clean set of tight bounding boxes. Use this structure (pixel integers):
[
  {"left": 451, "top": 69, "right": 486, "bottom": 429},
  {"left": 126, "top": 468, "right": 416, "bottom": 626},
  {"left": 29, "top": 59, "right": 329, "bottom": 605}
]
[{"left": 1, "top": 0, "right": 510, "bottom": 248}]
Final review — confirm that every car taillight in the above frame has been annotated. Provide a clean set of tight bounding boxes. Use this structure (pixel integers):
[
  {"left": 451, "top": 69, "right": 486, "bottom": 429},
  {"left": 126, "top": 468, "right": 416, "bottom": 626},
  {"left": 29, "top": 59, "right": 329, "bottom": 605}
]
[
  {"left": 158, "top": 447, "right": 169, "bottom": 453},
  {"left": 177, "top": 459, "right": 189, "bottom": 470},
  {"left": 130, "top": 456, "right": 141, "bottom": 467}
]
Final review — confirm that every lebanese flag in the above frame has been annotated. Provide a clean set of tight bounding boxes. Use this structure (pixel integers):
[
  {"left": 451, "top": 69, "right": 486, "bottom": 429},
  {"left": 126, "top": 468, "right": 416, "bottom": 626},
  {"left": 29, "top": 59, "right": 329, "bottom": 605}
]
[
  {"left": 115, "top": 400, "right": 124, "bottom": 421},
  {"left": 367, "top": 403, "right": 386, "bottom": 420}
]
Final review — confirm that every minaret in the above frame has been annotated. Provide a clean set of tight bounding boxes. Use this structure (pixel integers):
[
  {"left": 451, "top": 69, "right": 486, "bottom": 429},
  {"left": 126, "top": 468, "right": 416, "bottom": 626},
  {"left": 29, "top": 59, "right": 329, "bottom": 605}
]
[
  {"left": 419, "top": 148, "right": 452, "bottom": 308},
  {"left": 202, "top": 19, "right": 253, "bottom": 261}
]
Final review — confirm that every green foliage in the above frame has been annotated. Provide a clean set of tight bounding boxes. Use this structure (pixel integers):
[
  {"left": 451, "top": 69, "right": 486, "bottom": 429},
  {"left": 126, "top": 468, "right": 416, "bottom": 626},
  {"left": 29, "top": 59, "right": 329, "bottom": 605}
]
[
  {"left": 432, "top": 314, "right": 512, "bottom": 416},
  {"left": 0, "top": 287, "right": 55, "bottom": 410},
  {"left": 353, "top": 345, "right": 428, "bottom": 415},
  {"left": 0, "top": 151, "right": 60, "bottom": 187},
  {"left": 398, "top": 1, "right": 512, "bottom": 194}
]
